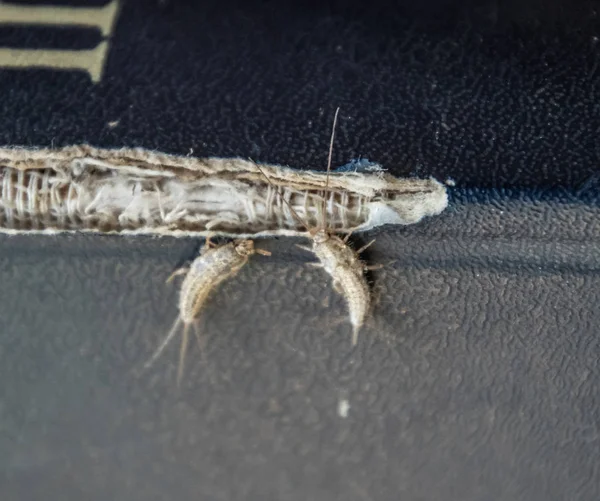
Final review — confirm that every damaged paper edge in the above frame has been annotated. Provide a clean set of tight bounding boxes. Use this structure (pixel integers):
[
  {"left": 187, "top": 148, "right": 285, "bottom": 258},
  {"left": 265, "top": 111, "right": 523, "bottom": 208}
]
[{"left": 0, "top": 145, "right": 448, "bottom": 237}]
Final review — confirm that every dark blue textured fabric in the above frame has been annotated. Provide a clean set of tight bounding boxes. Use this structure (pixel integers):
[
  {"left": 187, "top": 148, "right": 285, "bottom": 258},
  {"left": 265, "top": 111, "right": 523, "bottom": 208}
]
[
  {"left": 0, "top": 0, "right": 599, "bottom": 188},
  {"left": 2, "top": 2, "right": 600, "bottom": 500}
]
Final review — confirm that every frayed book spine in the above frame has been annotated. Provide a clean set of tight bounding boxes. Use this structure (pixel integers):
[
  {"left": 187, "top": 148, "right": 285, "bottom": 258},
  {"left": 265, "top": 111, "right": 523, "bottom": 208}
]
[{"left": 0, "top": 146, "right": 448, "bottom": 237}]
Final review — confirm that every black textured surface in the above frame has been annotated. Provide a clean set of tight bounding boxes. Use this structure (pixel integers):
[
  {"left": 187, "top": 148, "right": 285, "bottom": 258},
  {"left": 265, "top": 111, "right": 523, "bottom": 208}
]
[
  {"left": 3, "top": 1, "right": 600, "bottom": 499},
  {"left": 2, "top": 190, "right": 600, "bottom": 500},
  {"left": 1, "top": 0, "right": 600, "bottom": 187}
]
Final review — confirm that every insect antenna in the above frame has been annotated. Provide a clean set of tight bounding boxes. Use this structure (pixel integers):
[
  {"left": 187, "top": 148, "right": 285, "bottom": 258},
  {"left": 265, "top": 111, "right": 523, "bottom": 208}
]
[
  {"left": 250, "top": 158, "right": 310, "bottom": 233},
  {"left": 322, "top": 107, "right": 340, "bottom": 232},
  {"left": 142, "top": 316, "right": 182, "bottom": 372}
]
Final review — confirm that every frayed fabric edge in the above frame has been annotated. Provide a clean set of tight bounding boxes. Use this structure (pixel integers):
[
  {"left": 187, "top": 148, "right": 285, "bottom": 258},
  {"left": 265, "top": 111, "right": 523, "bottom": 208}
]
[{"left": 0, "top": 145, "right": 448, "bottom": 237}]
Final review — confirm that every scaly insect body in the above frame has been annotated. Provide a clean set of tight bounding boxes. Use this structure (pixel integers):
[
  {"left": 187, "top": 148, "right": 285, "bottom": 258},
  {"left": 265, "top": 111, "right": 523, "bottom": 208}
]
[
  {"left": 311, "top": 231, "right": 372, "bottom": 345},
  {"left": 144, "top": 238, "right": 269, "bottom": 384},
  {"left": 178, "top": 240, "right": 249, "bottom": 324}
]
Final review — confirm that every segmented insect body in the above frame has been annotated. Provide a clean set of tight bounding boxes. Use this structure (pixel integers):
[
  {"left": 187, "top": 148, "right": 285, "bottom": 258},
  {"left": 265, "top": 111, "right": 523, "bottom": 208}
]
[
  {"left": 178, "top": 240, "right": 254, "bottom": 323},
  {"left": 310, "top": 229, "right": 373, "bottom": 346},
  {"left": 144, "top": 238, "right": 270, "bottom": 384},
  {"left": 255, "top": 107, "right": 376, "bottom": 346}
]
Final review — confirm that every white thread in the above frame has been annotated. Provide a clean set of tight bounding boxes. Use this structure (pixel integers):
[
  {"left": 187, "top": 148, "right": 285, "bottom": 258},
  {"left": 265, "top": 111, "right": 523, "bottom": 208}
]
[
  {"left": 2, "top": 169, "right": 12, "bottom": 226},
  {"left": 16, "top": 169, "right": 25, "bottom": 223}
]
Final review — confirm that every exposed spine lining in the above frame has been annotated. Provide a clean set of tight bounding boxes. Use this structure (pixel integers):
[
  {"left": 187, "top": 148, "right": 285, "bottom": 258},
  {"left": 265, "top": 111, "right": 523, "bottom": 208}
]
[
  {"left": 0, "top": 166, "right": 371, "bottom": 234},
  {"left": 0, "top": 146, "right": 448, "bottom": 237}
]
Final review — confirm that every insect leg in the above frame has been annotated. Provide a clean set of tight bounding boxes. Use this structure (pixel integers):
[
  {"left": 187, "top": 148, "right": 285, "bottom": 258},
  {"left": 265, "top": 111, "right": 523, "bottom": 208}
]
[
  {"left": 204, "top": 233, "right": 217, "bottom": 249},
  {"left": 356, "top": 239, "right": 376, "bottom": 255},
  {"left": 166, "top": 267, "right": 189, "bottom": 284},
  {"left": 295, "top": 244, "right": 312, "bottom": 252},
  {"left": 365, "top": 264, "right": 384, "bottom": 271}
]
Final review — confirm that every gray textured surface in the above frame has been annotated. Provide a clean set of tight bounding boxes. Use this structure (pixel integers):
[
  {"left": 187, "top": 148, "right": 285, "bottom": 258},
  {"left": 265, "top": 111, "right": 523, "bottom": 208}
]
[{"left": 1, "top": 192, "right": 600, "bottom": 500}]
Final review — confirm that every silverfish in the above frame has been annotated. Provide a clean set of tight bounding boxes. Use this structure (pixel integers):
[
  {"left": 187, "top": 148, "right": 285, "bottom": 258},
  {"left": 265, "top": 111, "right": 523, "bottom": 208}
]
[
  {"left": 254, "top": 108, "right": 380, "bottom": 345},
  {"left": 144, "top": 237, "right": 270, "bottom": 385}
]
